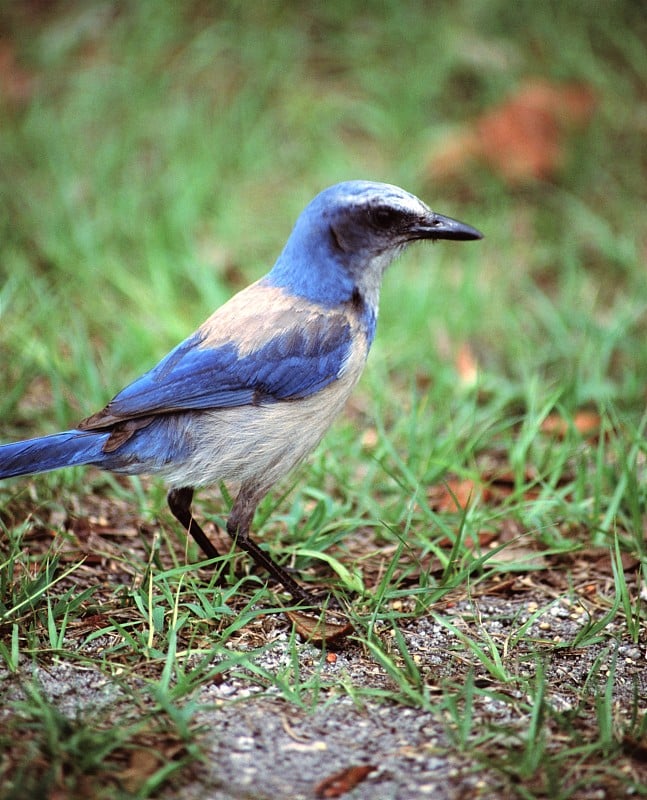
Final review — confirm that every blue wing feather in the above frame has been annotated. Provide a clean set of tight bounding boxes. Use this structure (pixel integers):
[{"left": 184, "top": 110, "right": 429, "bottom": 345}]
[{"left": 80, "top": 312, "right": 352, "bottom": 429}]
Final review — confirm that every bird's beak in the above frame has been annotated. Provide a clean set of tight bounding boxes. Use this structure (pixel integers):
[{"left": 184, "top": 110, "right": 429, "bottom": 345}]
[{"left": 412, "top": 212, "right": 483, "bottom": 242}]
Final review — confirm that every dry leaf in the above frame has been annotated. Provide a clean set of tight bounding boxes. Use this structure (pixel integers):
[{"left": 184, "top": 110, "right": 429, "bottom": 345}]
[
  {"left": 455, "top": 342, "right": 479, "bottom": 387},
  {"left": 315, "top": 765, "right": 375, "bottom": 798},
  {"left": 489, "top": 543, "right": 547, "bottom": 570},
  {"left": 361, "top": 427, "right": 379, "bottom": 449},
  {"left": 428, "top": 466, "right": 547, "bottom": 517},
  {"left": 427, "top": 78, "right": 596, "bottom": 186},
  {"left": 541, "top": 410, "right": 601, "bottom": 439},
  {"left": 284, "top": 608, "right": 354, "bottom": 646},
  {"left": 120, "top": 749, "right": 161, "bottom": 794},
  {"left": 428, "top": 478, "right": 482, "bottom": 513},
  {"left": 0, "top": 39, "right": 36, "bottom": 104},
  {"left": 593, "top": 550, "right": 640, "bottom": 575},
  {"left": 436, "top": 529, "right": 499, "bottom": 549}
]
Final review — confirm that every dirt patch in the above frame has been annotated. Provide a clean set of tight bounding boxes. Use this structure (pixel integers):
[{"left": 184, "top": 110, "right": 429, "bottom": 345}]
[{"left": 2, "top": 583, "right": 646, "bottom": 799}]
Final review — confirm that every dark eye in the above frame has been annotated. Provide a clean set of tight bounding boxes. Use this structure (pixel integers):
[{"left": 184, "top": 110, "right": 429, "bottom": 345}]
[{"left": 369, "top": 205, "right": 401, "bottom": 229}]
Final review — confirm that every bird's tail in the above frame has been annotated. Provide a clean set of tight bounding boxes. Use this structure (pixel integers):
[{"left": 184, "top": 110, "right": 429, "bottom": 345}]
[{"left": 0, "top": 430, "right": 110, "bottom": 480}]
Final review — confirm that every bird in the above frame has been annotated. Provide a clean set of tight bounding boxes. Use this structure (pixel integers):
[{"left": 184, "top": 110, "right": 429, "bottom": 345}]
[{"left": 0, "top": 181, "right": 482, "bottom": 605}]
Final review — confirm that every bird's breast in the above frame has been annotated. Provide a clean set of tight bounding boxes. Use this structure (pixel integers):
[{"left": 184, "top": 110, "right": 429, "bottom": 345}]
[{"left": 163, "top": 361, "right": 368, "bottom": 491}]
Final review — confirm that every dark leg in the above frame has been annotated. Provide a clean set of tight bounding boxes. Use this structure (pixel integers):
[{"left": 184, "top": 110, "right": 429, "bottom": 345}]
[
  {"left": 167, "top": 486, "right": 222, "bottom": 562},
  {"left": 168, "top": 485, "right": 320, "bottom": 605},
  {"left": 227, "top": 486, "right": 318, "bottom": 605}
]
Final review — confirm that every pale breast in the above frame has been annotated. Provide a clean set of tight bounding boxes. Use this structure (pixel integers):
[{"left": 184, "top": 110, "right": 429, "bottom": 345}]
[{"left": 160, "top": 330, "right": 369, "bottom": 491}]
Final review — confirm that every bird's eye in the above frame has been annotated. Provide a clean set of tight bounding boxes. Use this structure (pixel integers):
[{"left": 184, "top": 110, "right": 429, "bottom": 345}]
[{"left": 369, "top": 205, "right": 400, "bottom": 229}]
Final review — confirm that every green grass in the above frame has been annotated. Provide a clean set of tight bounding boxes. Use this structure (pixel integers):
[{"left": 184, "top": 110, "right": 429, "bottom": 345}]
[{"left": 1, "top": 1, "right": 647, "bottom": 797}]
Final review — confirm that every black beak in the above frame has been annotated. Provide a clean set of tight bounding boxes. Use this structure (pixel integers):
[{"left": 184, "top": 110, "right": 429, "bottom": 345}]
[{"left": 412, "top": 212, "right": 483, "bottom": 242}]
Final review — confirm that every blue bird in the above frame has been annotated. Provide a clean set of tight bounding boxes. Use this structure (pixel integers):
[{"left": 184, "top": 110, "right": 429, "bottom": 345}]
[{"left": 0, "top": 181, "right": 482, "bottom": 604}]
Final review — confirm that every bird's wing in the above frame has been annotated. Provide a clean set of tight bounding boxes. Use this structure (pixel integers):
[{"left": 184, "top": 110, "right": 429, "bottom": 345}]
[{"left": 79, "top": 298, "right": 353, "bottom": 431}]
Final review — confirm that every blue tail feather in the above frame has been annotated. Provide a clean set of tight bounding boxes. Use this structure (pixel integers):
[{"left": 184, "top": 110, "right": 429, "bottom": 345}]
[{"left": 0, "top": 430, "right": 110, "bottom": 479}]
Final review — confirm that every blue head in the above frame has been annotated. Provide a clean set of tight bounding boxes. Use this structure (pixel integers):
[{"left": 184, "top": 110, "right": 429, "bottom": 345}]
[{"left": 265, "top": 180, "right": 482, "bottom": 310}]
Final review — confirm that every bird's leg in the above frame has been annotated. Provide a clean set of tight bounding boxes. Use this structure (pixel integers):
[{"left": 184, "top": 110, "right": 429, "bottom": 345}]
[
  {"left": 227, "top": 487, "right": 319, "bottom": 605},
  {"left": 167, "top": 486, "right": 224, "bottom": 564},
  {"left": 168, "top": 486, "right": 321, "bottom": 605}
]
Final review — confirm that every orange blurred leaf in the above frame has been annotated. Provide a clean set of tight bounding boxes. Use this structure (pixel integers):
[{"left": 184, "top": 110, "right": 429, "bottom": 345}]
[
  {"left": 455, "top": 342, "right": 479, "bottom": 387},
  {"left": 315, "top": 765, "right": 375, "bottom": 798},
  {"left": 427, "top": 78, "right": 596, "bottom": 186},
  {"left": 541, "top": 410, "right": 601, "bottom": 439},
  {"left": 0, "top": 39, "right": 36, "bottom": 104},
  {"left": 436, "top": 529, "right": 499, "bottom": 549},
  {"left": 428, "top": 478, "right": 482, "bottom": 513},
  {"left": 120, "top": 750, "right": 162, "bottom": 793}
]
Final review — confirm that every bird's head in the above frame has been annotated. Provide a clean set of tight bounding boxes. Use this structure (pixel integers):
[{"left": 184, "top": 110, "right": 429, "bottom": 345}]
[{"left": 267, "top": 180, "right": 482, "bottom": 309}]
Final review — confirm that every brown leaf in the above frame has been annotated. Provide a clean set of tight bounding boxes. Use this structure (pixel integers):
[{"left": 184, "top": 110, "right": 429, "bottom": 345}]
[
  {"left": 315, "top": 765, "right": 375, "bottom": 798},
  {"left": 0, "top": 39, "right": 37, "bottom": 104},
  {"left": 573, "top": 410, "right": 601, "bottom": 436},
  {"left": 284, "top": 608, "right": 354, "bottom": 647},
  {"left": 541, "top": 410, "right": 601, "bottom": 439},
  {"left": 455, "top": 342, "right": 479, "bottom": 387},
  {"left": 481, "top": 465, "right": 539, "bottom": 486},
  {"left": 593, "top": 550, "right": 640, "bottom": 575},
  {"left": 120, "top": 749, "right": 161, "bottom": 794},
  {"left": 481, "top": 465, "right": 552, "bottom": 502},
  {"left": 428, "top": 478, "right": 482, "bottom": 513},
  {"left": 427, "top": 78, "right": 596, "bottom": 186},
  {"left": 474, "top": 530, "right": 499, "bottom": 547},
  {"left": 436, "top": 529, "right": 498, "bottom": 549},
  {"left": 488, "top": 542, "right": 547, "bottom": 570},
  {"left": 427, "top": 470, "right": 539, "bottom": 514},
  {"left": 360, "top": 426, "right": 379, "bottom": 450}
]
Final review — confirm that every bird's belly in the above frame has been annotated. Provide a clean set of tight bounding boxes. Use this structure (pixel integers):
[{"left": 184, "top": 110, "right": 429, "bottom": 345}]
[{"left": 159, "top": 370, "right": 363, "bottom": 491}]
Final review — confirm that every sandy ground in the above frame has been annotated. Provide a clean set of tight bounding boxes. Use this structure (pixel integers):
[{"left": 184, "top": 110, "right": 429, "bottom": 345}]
[{"left": 3, "top": 591, "right": 645, "bottom": 799}]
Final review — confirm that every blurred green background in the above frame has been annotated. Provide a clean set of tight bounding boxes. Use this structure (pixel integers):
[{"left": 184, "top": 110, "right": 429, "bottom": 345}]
[{"left": 0, "top": 0, "right": 645, "bottom": 455}]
